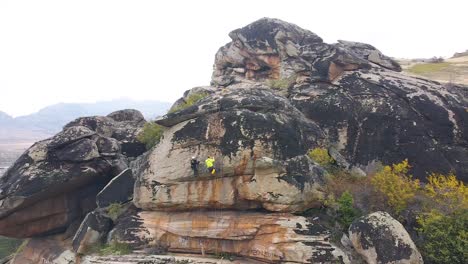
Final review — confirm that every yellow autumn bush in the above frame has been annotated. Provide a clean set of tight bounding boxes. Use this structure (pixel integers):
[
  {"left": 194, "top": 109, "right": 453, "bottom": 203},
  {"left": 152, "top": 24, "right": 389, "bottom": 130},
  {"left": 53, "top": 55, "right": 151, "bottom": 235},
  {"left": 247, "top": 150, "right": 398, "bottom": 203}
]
[
  {"left": 370, "top": 159, "right": 420, "bottom": 214},
  {"left": 425, "top": 172, "right": 468, "bottom": 211}
]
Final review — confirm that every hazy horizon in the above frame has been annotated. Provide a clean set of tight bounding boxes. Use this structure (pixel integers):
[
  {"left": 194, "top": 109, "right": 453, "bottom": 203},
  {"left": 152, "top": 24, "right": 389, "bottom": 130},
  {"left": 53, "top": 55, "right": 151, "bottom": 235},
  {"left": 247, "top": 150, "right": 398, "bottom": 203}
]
[
  {"left": 0, "top": 97, "right": 172, "bottom": 118},
  {"left": 1, "top": 0, "right": 467, "bottom": 116}
]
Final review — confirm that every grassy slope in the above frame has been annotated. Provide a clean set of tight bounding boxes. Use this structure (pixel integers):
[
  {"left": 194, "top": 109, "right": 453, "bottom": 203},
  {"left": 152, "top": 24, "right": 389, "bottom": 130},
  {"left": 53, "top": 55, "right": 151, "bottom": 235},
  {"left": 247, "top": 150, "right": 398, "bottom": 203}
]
[
  {"left": 0, "top": 236, "right": 22, "bottom": 259},
  {"left": 398, "top": 56, "right": 468, "bottom": 85}
]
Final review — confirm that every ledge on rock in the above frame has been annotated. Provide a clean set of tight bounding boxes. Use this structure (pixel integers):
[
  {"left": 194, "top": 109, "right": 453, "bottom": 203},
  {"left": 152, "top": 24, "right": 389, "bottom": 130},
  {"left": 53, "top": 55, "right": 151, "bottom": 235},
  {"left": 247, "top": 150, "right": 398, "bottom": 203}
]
[{"left": 110, "top": 210, "right": 350, "bottom": 264}]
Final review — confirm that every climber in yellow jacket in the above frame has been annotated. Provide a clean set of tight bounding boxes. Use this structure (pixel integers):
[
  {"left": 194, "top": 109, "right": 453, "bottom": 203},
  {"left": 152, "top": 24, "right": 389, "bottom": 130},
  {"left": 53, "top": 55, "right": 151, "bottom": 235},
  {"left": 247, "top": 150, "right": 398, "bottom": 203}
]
[{"left": 205, "top": 156, "right": 216, "bottom": 175}]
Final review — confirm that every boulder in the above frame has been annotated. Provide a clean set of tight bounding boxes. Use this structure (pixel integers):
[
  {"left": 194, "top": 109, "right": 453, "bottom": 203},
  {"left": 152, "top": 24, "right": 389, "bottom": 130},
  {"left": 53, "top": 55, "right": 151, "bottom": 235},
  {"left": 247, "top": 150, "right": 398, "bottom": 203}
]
[
  {"left": 110, "top": 210, "right": 350, "bottom": 263},
  {"left": 135, "top": 88, "right": 327, "bottom": 212},
  {"left": 0, "top": 110, "right": 146, "bottom": 238},
  {"left": 65, "top": 110, "right": 146, "bottom": 157},
  {"left": 349, "top": 211, "right": 423, "bottom": 264},
  {"left": 212, "top": 18, "right": 370, "bottom": 86},
  {"left": 334, "top": 40, "right": 402, "bottom": 71}
]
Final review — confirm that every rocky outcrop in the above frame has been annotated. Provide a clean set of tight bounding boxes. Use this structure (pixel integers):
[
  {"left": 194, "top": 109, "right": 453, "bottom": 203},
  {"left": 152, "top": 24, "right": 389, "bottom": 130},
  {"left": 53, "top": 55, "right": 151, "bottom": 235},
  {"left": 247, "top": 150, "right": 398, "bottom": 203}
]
[
  {"left": 349, "top": 212, "right": 423, "bottom": 264},
  {"left": 135, "top": 88, "right": 326, "bottom": 212},
  {"left": 212, "top": 18, "right": 370, "bottom": 86},
  {"left": 212, "top": 17, "right": 468, "bottom": 180},
  {"left": 111, "top": 210, "right": 349, "bottom": 263},
  {"left": 3, "top": 17, "right": 467, "bottom": 264},
  {"left": 0, "top": 110, "right": 146, "bottom": 238}
]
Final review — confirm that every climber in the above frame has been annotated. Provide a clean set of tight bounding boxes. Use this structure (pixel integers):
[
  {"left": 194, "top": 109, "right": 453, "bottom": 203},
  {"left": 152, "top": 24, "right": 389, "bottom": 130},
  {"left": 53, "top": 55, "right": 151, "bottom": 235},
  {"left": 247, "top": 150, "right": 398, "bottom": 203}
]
[
  {"left": 190, "top": 156, "right": 200, "bottom": 176},
  {"left": 205, "top": 156, "right": 216, "bottom": 175}
]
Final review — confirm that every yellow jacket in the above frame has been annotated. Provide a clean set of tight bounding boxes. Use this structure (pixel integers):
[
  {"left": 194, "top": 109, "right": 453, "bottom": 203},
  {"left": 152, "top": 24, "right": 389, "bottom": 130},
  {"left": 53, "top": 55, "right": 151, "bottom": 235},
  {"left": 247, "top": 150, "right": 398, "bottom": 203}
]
[{"left": 205, "top": 157, "right": 215, "bottom": 168}]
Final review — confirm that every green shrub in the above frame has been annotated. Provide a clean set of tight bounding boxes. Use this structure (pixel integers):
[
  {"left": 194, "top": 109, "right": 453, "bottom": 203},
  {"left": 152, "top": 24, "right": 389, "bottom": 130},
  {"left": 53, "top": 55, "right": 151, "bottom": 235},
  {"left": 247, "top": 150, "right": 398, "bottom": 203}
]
[
  {"left": 99, "top": 242, "right": 132, "bottom": 255},
  {"left": 169, "top": 92, "right": 209, "bottom": 113},
  {"left": 137, "top": 123, "right": 164, "bottom": 149},
  {"left": 214, "top": 252, "right": 236, "bottom": 261},
  {"left": 336, "top": 191, "right": 360, "bottom": 228},
  {"left": 83, "top": 242, "right": 132, "bottom": 256},
  {"left": 107, "top": 203, "right": 124, "bottom": 221},
  {"left": 417, "top": 210, "right": 467, "bottom": 264},
  {"left": 308, "top": 148, "right": 334, "bottom": 166},
  {"left": 267, "top": 75, "right": 296, "bottom": 90}
]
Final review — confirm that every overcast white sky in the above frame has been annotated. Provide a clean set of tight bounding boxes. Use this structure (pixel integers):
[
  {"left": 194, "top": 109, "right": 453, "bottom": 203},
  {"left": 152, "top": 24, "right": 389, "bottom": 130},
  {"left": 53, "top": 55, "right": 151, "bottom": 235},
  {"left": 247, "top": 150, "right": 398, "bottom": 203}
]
[{"left": 0, "top": 0, "right": 467, "bottom": 116}]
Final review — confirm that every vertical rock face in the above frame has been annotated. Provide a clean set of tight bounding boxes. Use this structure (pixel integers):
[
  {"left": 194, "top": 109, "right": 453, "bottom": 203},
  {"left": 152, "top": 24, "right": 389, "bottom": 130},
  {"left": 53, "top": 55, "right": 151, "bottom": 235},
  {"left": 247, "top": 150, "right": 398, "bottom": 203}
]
[
  {"left": 134, "top": 88, "right": 327, "bottom": 213},
  {"left": 0, "top": 110, "right": 146, "bottom": 238},
  {"left": 349, "top": 212, "right": 423, "bottom": 264}
]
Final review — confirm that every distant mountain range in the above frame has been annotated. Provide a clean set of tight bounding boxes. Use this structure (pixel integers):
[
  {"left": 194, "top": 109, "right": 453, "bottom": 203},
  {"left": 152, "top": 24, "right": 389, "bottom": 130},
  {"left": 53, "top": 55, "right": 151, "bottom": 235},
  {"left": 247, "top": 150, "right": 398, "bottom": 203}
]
[{"left": 0, "top": 99, "right": 171, "bottom": 142}]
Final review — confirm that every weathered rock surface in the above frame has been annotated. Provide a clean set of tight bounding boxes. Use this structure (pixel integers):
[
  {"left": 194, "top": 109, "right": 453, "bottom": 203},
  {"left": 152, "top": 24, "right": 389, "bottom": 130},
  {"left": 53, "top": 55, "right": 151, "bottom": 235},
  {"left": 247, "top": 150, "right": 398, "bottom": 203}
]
[
  {"left": 349, "top": 211, "right": 423, "bottom": 264},
  {"left": 11, "top": 237, "right": 76, "bottom": 264},
  {"left": 111, "top": 210, "right": 349, "bottom": 263},
  {"left": 81, "top": 254, "right": 265, "bottom": 264},
  {"left": 136, "top": 88, "right": 327, "bottom": 212},
  {"left": 212, "top": 18, "right": 370, "bottom": 86},
  {"left": 0, "top": 110, "right": 146, "bottom": 238},
  {"left": 212, "top": 17, "right": 468, "bottom": 180},
  {"left": 334, "top": 40, "right": 402, "bottom": 71},
  {"left": 96, "top": 168, "right": 134, "bottom": 208},
  {"left": 73, "top": 211, "right": 112, "bottom": 254}
]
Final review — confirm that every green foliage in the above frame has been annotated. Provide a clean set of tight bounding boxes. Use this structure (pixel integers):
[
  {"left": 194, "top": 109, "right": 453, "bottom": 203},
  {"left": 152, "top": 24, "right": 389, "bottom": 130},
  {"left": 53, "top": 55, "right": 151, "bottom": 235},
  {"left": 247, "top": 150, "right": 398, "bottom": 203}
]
[
  {"left": 336, "top": 191, "right": 360, "bottom": 228},
  {"left": 169, "top": 92, "right": 209, "bottom": 113},
  {"left": 84, "top": 242, "right": 132, "bottom": 256},
  {"left": 267, "top": 75, "right": 296, "bottom": 90},
  {"left": 214, "top": 252, "right": 236, "bottom": 261},
  {"left": 107, "top": 203, "right": 124, "bottom": 221},
  {"left": 370, "top": 159, "right": 420, "bottom": 214},
  {"left": 0, "top": 236, "right": 23, "bottom": 259},
  {"left": 416, "top": 210, "right": 468, "bottom": 264},
  {"left": 308, "top": 148, "right": 334, "bottom": 166},
  {"left": 407, "top": 62, "right": 450, "bottom": 74},
  {"left": 99, "top": 242, "right": 132, "bottom": 255},
  {"left": 137, "top": 122, "right": 164, "bottom": 149}
]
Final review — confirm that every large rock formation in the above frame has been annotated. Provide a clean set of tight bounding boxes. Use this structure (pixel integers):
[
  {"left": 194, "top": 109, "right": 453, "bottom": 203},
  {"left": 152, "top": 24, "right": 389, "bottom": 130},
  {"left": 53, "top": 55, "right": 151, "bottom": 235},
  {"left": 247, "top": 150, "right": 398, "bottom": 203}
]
[
  {"left": 0, "top": 110, "right": 146, "bottom": 238},
  {"left": 2, "top": 17, "right": 465, "bottom": 263},
  {"left": 212, "top": 18, "right": 468, "bottom": 180}
]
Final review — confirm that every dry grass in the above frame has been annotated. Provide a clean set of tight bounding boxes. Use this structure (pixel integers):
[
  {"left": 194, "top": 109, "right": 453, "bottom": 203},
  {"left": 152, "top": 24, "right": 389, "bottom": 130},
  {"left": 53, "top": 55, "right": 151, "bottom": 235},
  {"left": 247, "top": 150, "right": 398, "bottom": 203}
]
[{"left": 399, "top": 56, "right": 468, "bottom": 85}]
